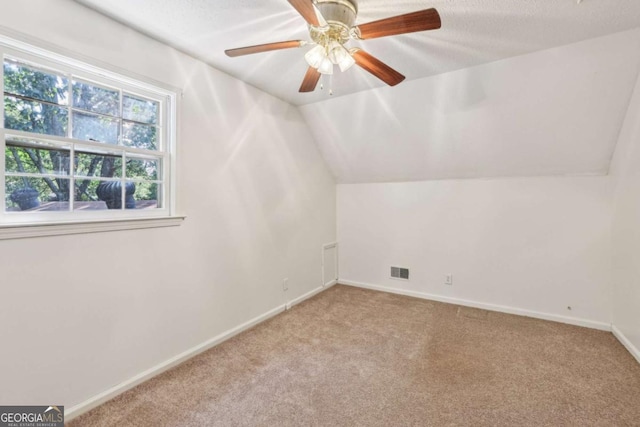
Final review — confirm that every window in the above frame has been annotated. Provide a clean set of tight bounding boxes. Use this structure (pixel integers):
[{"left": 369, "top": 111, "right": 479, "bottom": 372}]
[{"left": 0, "top": 35, "right": 178, "bottom": 232}]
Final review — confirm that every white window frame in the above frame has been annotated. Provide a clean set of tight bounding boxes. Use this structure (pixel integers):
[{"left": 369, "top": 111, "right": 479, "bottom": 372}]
[{"left": 0, "top": 32, "right": 183, "bottom": 239}]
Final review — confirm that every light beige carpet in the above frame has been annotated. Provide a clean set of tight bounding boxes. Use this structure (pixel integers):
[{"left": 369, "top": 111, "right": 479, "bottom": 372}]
[{"left": 69, "top": 285, "right": 640, "bottom": 426}]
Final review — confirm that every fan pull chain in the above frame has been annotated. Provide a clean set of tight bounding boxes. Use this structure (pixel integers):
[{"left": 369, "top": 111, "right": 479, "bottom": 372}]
[{"left": 318, "top": 74, "right": 334, "bottom": 96}]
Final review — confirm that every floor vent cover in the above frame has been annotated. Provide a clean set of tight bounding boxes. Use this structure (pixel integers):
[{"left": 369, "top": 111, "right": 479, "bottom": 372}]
[{"left": 391, "top": 267, "right": 409, "bottom": 280}]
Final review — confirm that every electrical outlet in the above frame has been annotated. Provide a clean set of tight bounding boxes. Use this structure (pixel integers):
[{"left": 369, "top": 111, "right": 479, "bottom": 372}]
[
  {"left": 445, "top": 274, "right": 453, "bottom": 286},
  {"left": 283, "top": 278, "right": 289, "bottom": 291}
]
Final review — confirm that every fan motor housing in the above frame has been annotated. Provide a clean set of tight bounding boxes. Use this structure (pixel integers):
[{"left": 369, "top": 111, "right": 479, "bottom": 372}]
[{"left": 316, "top": 0, "right": 358, "bottom": 28}]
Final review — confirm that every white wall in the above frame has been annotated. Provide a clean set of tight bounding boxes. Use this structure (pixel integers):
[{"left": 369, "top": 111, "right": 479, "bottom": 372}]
[
  {"left": 610, "top": 69, "right": 640, "bottom": 362},
  {"left": 300, "top": 29, "right": 640, "bottom": 183},
  {"left": 0, "top": 0, "right": 335, "bottom": 409},
  {"left": 338, "top": 176, "right": 612, "bottom": 328}
]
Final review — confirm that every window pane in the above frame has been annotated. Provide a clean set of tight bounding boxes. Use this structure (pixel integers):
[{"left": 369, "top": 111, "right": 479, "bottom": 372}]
[
  {"left": 72, "top": 80, "right": 119, "bottom": 116},
  {"left": 88, "top": 180, "right": 138, "bottom": 210},
  {"left": 72, "top": 111, "right": 119, "bottom": 145},
  {"left": 123, "top": 95, "right": 158, "bottom": 124},
  {"left": 75, "top": 150, "right": 122, "bottom": 178},
  {"left": 5, "top": 138, "right": 70, "bottom": 176},
  {"left": 4, "top": 95, "right": 68, "bottom": 137},
  {"left": 126, "top": 157, "right": 158, "bottom": 180},
  {"left": 122, "top": 121, "right": 157, "bottom": 150},
  {"left": 5, "top": 176, "right": 70, "bottom": 212},
  {"left": 74, "top": 179, "right": 110, "bottom": 210},
  {"left": 3, "top": 59, "right": 68, "bottom": 105},
  {"left": 130, "top": 181, "right": 160, "bottom": 209}
]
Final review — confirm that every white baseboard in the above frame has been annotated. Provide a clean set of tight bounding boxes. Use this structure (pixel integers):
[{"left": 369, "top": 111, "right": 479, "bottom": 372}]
[
  {"left": 286, "top": 280, "right": 336, "bottom": 310},
  {"left": 612, "top": 325, "right": 640, "bottom": 365},
  {"left": 324, "top": 278, "right": 338, "bottom": 288},
  {"left": 66, "top": 283, "right": 335, "bottom": 421},
  {"left": 340, "top": 279, "right": 612, "bottom": 332}
]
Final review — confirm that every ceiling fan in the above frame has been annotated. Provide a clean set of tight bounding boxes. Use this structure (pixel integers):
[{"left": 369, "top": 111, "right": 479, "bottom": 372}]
[{"left": 224, "top": 0, "right": 441, "bottom": 93}]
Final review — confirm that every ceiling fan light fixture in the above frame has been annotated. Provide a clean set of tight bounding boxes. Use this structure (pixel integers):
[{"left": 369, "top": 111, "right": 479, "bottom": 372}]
[
  {"left": 226, "top": 1, "right": 442, "bottom": 94},
  {"left": 304, "top": 44, "right": 326, "bottom": 68},
  {"left": 327, "top": 40, "right": 354, "bottom": 71},
  {"left": 318, "top": 56, "right": 334, "bottom": 74},
  {"left": 338, "top": 52, "right": 355, "bottom": 72},
  {"left": 327, "top": 40, "right": 343, "bottom": 63},
  {"left": 327, "top": 40, "right": 344, "bottom": 64}
]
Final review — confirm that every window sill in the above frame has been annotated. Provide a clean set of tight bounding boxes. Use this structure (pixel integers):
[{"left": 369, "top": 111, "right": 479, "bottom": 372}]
[{"left": 0, "top": 216, "right": 185, "bottom": 240}]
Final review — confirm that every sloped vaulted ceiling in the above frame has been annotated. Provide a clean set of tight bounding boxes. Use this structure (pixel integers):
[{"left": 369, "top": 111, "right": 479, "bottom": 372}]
[
  {"left": 300, "top": 29, "right": 640, "bottom": 182},
  {"left": 75, "top": 0, "right": 640, "bottom": 182}
]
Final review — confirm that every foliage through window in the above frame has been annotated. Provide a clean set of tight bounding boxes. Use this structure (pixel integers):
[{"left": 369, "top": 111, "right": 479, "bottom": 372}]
[{"left": 1, "top": 45, "right": 175, "bottom": 224}]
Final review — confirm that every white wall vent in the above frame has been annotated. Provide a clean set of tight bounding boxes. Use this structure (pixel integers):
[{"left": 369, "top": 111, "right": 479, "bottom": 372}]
[{"left": 390, "top": 266, "right": 409, "bottom": 280}]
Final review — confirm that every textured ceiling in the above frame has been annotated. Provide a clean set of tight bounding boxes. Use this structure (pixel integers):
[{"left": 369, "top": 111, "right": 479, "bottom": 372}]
[{"left": 74, "top": 0, "right": 640, "bottom": 105}]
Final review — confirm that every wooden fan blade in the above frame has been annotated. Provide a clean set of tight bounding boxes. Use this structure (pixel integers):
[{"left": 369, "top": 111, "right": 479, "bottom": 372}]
[
  {"left": 299, "top": 67, "right": 321, "bottom": 92},
  {"left": 288, "top": 0, "right": 320, "bottom": 26},
  {"left": 352, "top": 49, "right": 405, "bottom": 86},
  {"left": 225, "top": 40, "right": 304, "bottom": 57},
  {"left": 356, "top": 8, "right": 441, "bottom": 40}
]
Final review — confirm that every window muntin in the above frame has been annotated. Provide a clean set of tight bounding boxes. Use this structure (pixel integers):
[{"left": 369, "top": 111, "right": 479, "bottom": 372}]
[
  {"left": 1, "top": 46, "right": 174, "bottom": 223},
  {"left": 72, "top": 80, "right": 119, "bottom": 116},
  {"left": 4, "top": 59, "right": 69, "bottom": 105},
  {"left": 123, "top": 94, "right": 158, "bottom": 125}
]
